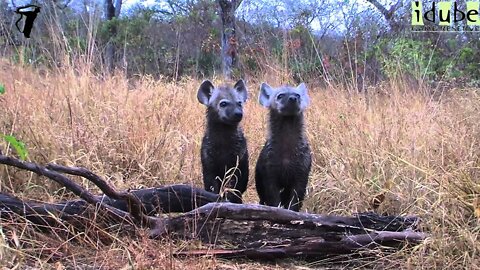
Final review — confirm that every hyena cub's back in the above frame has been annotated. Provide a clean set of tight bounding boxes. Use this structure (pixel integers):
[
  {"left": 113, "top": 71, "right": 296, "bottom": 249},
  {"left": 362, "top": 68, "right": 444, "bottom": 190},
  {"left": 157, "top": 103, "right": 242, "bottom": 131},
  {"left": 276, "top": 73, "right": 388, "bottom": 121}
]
[
  {"left": 197, "top": 79, "right": 249, "bottom": 203},
  {"left": 255, "top": 82, "right": 311, "bottom": 211}
]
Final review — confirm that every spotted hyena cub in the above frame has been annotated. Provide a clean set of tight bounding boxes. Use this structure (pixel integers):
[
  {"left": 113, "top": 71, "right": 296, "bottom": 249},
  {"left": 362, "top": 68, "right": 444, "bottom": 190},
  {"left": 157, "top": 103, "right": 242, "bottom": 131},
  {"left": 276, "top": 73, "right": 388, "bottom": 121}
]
[
  {"left": 197, "top": 79, "right": 249, "bottom": 203},
  {"left": 255, "top": 82, "right": 311, "bottom": 211}
]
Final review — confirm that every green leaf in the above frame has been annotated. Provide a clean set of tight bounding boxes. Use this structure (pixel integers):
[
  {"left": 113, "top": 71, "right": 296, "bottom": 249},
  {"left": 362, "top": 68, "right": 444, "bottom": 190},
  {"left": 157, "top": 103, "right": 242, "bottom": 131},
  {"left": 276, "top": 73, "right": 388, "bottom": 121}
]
[
  {"left": 0, "top": 84, "right": 5, "bottom": 95},
  {"left": 1, "top": 135, "right": 28, "bottom": 160}
]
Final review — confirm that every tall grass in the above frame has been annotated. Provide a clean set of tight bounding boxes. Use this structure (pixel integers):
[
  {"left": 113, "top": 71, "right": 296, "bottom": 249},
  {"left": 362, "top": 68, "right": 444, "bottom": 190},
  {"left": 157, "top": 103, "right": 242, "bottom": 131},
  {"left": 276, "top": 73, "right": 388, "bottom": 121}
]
[
  {"left": 0, "top": 57, "right": 479, "bottom": 268},
  {"left": 1, "top": 3, "right": 479, "bottom": 268}
]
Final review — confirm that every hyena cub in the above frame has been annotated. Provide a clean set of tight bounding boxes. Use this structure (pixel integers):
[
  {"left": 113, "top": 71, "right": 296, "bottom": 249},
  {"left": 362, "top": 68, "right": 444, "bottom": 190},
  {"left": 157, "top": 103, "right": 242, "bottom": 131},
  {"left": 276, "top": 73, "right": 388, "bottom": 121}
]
[
  {"left": 255, "top": 82, "right": 311, "bottom": 211},
  {"left": 197, "top": 79, "right": 249, "bottom": 203}
]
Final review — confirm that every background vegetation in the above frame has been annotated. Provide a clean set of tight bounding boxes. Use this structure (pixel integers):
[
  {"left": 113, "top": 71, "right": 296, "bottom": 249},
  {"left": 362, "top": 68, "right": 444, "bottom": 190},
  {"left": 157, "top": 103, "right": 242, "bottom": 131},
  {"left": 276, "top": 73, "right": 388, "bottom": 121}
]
[
  {"left": 1, "top": 0, "right": 479, "bottom": 86},
  {"left": 0, "top": 0, "right": 479, "bottom": 269}
]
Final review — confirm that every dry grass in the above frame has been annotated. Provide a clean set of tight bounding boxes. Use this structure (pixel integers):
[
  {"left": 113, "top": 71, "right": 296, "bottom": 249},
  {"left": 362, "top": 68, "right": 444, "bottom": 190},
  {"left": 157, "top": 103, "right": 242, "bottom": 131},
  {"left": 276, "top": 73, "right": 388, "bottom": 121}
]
[{"left": 0, "top": 59, "right": 479, "bottom": 269}]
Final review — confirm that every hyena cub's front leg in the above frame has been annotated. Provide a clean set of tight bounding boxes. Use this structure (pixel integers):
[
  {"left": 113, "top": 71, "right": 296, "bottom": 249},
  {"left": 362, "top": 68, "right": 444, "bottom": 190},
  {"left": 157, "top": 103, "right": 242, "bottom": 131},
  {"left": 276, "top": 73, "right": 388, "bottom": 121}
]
[
  {"left": 281, "top": 176, "right": 309, "bottom": 211},
  {"left": 255, "top": 171, "right": 282, "bottom": 207},
  {"left": 225, "top": 151, "right": 249, "bottom": 204}
]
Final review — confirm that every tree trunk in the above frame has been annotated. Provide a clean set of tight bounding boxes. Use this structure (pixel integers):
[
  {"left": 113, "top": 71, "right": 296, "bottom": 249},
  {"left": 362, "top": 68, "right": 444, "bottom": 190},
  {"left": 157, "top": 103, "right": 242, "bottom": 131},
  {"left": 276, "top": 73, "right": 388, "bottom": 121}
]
[
  {"left": 104, "top": 0, "right": 122, "bottom": 73},
  {"left": 114, "top": 0, "right": 122, "bottom": 17},
  {"left": 217, "top": 0, "right": 242, "bottom": 79}
]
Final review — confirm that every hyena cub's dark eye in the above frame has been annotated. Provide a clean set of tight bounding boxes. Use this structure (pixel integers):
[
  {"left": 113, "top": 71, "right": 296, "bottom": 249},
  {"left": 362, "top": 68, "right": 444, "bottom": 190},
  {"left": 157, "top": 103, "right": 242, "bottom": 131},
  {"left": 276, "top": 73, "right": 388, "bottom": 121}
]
[
  {"left": 220, "top": 101, "right": 228, "bottom": 107},
  {"left": 277, "top": 94, "right": 284, "bottom": 99},
  {"left": 237, "top": 101, "right": 242, "bottom": 106}
]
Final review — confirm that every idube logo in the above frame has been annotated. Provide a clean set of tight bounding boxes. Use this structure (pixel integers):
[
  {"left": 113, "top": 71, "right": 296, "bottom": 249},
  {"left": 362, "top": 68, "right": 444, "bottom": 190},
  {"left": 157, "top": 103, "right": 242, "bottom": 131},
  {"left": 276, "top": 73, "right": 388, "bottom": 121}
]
[{"left": 411, "top": 1, "right": 480, "bottom": 32}]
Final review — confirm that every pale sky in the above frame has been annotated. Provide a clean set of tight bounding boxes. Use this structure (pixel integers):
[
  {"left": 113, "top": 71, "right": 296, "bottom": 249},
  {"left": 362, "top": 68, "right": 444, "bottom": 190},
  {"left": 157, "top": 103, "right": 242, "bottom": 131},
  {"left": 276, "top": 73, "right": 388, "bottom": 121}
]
[{"left": 123, "top": 0, "right": 157, "bottom": 10}]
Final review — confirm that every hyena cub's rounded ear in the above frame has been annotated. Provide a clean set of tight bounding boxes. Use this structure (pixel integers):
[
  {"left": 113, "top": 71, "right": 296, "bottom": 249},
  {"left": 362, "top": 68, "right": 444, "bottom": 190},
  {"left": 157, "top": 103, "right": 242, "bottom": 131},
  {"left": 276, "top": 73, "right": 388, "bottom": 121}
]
[
  {"left": 234, "top": 79, "right": 248, "bottom": 102},
  {"left": 297, "top": 83, "right": 308, "bottom": 96},
  {"left": 297, "top": 83, "right": 310, "bottom": 107},
  {"left": 259, "top": 82, "right": 273, "bottom": 107},
  {"left": 197, "top": 80, "right": 215, "bottom": 106}
]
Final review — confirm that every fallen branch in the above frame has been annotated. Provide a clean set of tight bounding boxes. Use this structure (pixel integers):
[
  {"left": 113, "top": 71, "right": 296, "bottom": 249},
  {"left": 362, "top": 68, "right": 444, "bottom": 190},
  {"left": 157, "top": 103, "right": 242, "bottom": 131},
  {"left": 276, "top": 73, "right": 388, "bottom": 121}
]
[
  {"left": 177, "top": 230, "right": 425, "bottom": 259},
  {"left": 0, "top": 154, "right": 154, "bottom": 227},
  {"left": 0, "top": 153, "right": 426, "bottom": 260},
  {"left": 0, "top": 184, "right": 222, "bottom": 229},
  {"left": 158, "top": 202, "right": 426, "bottom": 259},
  {"left": 46, "top": 163, "right": 150, "bottom": 225}
]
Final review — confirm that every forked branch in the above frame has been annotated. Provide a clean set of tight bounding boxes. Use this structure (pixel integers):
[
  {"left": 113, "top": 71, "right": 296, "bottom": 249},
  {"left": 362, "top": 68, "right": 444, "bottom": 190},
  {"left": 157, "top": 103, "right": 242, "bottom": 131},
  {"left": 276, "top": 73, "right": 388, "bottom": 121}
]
[
  {"left": 0, "top": 153, "right": 153, "bottom": 227},
  {"left": 46, "top": 163, "right": 151, "bottom": 226}
]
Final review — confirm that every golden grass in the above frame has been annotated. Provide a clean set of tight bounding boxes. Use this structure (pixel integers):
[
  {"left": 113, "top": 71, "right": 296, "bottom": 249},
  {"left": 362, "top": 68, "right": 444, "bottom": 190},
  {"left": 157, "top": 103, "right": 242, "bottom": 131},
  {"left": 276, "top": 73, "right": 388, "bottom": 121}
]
[{"left": 0, "top": 59, "right": 479, "bottom": 269}]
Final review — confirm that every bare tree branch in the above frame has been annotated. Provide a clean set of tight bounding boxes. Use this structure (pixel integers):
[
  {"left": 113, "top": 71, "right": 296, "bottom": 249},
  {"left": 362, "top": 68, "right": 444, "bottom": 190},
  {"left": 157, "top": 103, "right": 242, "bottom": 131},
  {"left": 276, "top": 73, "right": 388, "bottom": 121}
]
[
  {"left": 0, "top": 154, "right": 142, "bottom": 226},
  {"left": 365, "top": 0, "right": 390, "bottom": 19},
  {"left": 365, "top": 0, "right": 403, "bottom": 31},
  {"left": 46, "top": 163, "right": 151, "bottom": 226}
]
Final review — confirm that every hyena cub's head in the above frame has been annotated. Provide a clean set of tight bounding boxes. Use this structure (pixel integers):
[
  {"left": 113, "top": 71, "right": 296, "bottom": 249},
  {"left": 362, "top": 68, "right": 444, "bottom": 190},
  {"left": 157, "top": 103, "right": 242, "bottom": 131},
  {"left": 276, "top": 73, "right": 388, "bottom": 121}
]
[
  {"left": 197, "top": 79, "right": 248, "bottom": 125},
  {"left": 259, "top": 83, "right": 310, "bottom": 116}
]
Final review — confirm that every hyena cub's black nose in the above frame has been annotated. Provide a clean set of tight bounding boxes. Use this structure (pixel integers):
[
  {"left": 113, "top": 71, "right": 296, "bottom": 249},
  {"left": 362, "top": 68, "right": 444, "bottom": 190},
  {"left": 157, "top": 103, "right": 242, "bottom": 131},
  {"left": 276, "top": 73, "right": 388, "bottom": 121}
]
[
  {"left": 288, "top": 95, "right": 299, "bottom": 103},
  {"left": 233, "top": 111, "right": 243, "bottom": 121}
]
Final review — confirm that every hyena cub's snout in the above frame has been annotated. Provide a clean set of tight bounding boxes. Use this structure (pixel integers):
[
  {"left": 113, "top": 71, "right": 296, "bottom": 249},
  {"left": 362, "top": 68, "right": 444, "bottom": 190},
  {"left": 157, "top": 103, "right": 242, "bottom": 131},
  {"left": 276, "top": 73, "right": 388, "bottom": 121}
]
[
  {"left": 280, "top": 92, "right": 301, "bottom": 115},
  {"left": 218, "top": 99, "right": 244, "bottom": 124}
]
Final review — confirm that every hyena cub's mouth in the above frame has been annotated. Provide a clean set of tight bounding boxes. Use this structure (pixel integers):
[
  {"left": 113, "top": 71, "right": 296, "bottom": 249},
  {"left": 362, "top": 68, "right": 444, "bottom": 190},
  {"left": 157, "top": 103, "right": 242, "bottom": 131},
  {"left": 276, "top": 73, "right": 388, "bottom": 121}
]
[
  {"left": 223, "top": 113, "right": 243, "bottom": 124},
  {"left": 223, "top": 118, "right": 242, "bottom": 125},
  {"left": 279, "top": 105, "right": 301, "bottom": 116}
]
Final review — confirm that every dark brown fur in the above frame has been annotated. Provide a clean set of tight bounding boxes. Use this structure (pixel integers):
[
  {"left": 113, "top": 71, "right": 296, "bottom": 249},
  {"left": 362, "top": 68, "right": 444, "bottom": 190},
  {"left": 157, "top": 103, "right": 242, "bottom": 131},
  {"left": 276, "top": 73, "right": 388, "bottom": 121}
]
[
  {"left": 197, "top": 80, "right": 249, "bottom": 203},
  {"left": 255, "top": 83, "right": 311, "bottom": 211}
]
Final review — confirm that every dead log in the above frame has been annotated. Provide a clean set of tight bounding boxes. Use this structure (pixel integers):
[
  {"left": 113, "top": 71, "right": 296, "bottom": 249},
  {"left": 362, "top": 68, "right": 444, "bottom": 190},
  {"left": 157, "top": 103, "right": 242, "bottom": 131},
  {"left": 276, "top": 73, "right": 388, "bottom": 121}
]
[
  {"left": 158, "top": 202, "right": 425, "bottom": 259},
  {"left": 0, "top": 152, "right": 143, "bottom": 226},
  {"left": 98, "top": 184, "right": 222, "bottom": 214},
  {"left": 45, "top": 164, "right": 222, "bottom": 214},
  {"left": 0, "top": 192, "right": 89, "bottom": 229},
  {"left": 175, "top": 230, "right": 425, "bottom": 259},
  {"left": 0, "top": 152, "right": 427, "bottom": 260},
  {"left": 0, "top": 184, "right": 222, "bottom": 229},
  {"left": 0, "top": 153, "right": 221, "bottom": 220},
  {"left": 0, "top": 184, "right": 221, "bottom": 227}
]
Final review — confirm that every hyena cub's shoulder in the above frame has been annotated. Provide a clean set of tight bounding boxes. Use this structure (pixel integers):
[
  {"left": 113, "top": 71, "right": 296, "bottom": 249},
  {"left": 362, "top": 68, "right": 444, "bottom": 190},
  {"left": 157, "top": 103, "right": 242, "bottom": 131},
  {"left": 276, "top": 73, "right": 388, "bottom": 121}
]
[
  {"left": 255, "top": 82, "right": 311, "bottom": 211},
  {"left": 197, "top": 79, "right": 249, "bottom": 204}
]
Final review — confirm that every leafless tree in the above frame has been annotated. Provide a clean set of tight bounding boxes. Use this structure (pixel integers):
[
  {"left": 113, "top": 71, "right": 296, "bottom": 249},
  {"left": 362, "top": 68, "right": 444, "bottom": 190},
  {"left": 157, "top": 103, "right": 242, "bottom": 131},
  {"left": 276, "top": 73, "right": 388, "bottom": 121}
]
[
  {"left": 104, "top": 0, "right": 122, "bottom": 73},
  {"left": 218, "top": 0, "right": 242, "bottom": 79}
]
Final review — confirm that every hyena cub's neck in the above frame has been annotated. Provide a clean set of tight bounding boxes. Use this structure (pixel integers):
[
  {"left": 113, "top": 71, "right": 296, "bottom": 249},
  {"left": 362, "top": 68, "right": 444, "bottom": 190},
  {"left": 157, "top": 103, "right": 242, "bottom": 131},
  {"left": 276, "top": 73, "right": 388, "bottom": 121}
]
[
  {"left": 268, "top": 111, "right": 306, "bottom": 144},
  {"left": 205, "top": 109, "right": 242, "bottom": 140}
]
